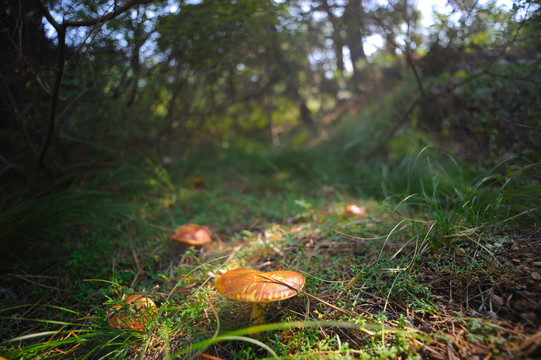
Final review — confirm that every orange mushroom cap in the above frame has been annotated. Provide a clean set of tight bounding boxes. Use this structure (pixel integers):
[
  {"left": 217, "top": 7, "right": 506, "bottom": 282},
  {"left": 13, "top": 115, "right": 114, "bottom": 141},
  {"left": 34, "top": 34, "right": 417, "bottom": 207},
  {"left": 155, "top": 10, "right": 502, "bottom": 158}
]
[
  {"left": 107, "top": 295, "right": 157, "bottom": 332},
  {"left": 170, "top": 224, "right": 212, "bottom": 247},
  {"left": 343, "top": 204, "right": 366, "bottom": 217},
  {"left": 185, "top": 176, "right": 205, "bottom": 187},
  {"left": 216, "top": 268, "right": 305, "bottom": 303}
]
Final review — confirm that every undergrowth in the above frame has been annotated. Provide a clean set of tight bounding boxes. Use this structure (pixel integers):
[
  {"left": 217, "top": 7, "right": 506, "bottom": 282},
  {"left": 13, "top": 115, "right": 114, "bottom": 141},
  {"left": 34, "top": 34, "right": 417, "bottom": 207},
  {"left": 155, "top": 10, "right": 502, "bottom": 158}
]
[{"left": 1, "top": 140, "right": 539, "bottom": 359}]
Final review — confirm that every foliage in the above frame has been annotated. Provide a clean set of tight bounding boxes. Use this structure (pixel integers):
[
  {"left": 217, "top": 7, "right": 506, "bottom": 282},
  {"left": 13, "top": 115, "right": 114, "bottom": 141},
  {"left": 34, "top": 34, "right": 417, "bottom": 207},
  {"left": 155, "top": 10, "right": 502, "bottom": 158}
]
[
  {"left": 1, "top": 136, "right": 539, "bottom": 358},
  {"left": 1, "top": 0, "right": 539, "bottom": 171},
  {"left": 1, "top": 0, "right": 540, "bottom": 358},
  {"left": 386, "top": 148, "right": 539, "bottom": 248}
]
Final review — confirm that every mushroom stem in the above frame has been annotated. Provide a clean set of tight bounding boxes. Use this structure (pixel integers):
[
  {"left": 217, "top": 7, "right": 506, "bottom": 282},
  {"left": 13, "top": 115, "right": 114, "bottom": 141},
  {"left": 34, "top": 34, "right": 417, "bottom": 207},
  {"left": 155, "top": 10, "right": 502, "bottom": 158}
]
[{"left": 250, "top": 302, "right": 269, "bottom": 325}]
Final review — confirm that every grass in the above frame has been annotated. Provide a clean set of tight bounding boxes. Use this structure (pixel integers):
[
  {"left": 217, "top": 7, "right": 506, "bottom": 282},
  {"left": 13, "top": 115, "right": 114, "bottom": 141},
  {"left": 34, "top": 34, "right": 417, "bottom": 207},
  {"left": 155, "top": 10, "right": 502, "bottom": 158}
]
[{"left": 1, "top": 140, "right": 540, "bottom": 359}]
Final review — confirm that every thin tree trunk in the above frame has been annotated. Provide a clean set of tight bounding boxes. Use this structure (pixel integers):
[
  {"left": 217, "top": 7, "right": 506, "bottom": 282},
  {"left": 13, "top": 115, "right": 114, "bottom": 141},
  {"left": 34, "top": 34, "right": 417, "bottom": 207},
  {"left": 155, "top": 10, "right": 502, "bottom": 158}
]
[
  {"left": 127, "top": 11, "right": 145, "bottom": 107},
  {"left": 37, "top": 25, "right": 66, "bottom": 170},
  {"left": 36, "top": 0, "right": 157, "bottom": 170},
  {"left": 322, "top": 0, "right": 344, "bottom": 73},
  {"left": 343, "top": 0, "right": 367, "bottom": 90},
  {"left": 267, "top": 23, "right": 318, "bottom": 133},
  {"left": 404, "top": 43, "right": 426, "bottom": 97},
  {"left": 266, "top": 99, "right": 280, "bottom": 146}
]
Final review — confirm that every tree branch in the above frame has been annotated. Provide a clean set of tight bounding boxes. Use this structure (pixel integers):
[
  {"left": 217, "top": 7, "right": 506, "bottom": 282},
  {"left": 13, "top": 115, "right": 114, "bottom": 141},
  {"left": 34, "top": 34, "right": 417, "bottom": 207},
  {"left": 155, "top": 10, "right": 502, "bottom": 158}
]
[
  {"left": 35, "top": 0, "right": 159, "bottom": 170},
  {"left": 37, "top": 24, "right": 66, "bottom": 170},
  {"left": 63, "top": 0, "right": 158, "bottom": 28},
  {"left": 360, "top": 96, "right": 421, "bottom": 161}
]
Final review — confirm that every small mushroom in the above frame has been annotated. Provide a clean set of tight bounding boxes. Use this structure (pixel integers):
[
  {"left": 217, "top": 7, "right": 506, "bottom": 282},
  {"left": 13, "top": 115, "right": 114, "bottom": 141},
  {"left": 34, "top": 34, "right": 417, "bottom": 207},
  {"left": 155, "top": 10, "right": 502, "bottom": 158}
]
[
  {"left": 343, "top": 204, "right": 366, "bottom": 217},
  {"left": 216, "top": 268, "right": 305, "bottom": 325},
  {"left": 107, "top": 295, "right": 157, "bottom": 332},
  {"left": 185, "top": 176, "right": 205, "bottom": 187},
  {"left": 170, "top": 224, "right": 212, "bottom": 247}
]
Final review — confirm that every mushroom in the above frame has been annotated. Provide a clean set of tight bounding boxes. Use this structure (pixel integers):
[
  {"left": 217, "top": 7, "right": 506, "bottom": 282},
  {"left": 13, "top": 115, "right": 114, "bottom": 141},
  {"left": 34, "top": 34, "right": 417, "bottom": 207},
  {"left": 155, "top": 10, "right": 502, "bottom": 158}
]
[
  {"left": 170, "top": 224, "right": 212, "bottom": 247},
  {"left": 107, "top": 294, "right": 157, "bottom": 332},
  {"left": 216, "top": 268, "right": 305, "bottom": 325},
  {"left": 185, "top": 176, "right": 205, "bottom": 188},
  {"left": 343, "top": 204, "right": 366, "bottom": 217}
]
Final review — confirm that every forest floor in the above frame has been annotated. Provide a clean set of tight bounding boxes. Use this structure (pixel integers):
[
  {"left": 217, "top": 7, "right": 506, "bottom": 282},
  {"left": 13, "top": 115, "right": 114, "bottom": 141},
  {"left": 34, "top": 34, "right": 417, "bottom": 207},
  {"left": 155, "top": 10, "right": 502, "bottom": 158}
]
[{"left": 1, "top": 143, "right": 540, "bottom": 359}]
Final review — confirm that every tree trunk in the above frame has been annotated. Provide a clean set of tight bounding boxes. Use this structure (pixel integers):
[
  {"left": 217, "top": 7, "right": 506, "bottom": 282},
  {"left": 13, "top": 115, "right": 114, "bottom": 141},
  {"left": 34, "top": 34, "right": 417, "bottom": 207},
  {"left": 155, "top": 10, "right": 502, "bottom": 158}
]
[
  {"left": 266, "top": 99, "right": 280, "bottom": 146},
  {"left": 267, "top": 23, "right": 318, "bottom": 133},
  {"left": 127, "top": 10, "right": 145, "bottom": 107},
  {"left": 322, "top": 0, "right": 345, "bottom": 74},
  {"left": 37, "top": 25, "right": 66, "bottom": 170},
  {"left": 36, "top": 0, "right": 156, "bottom": 170},
  {"left": 343, "top": 0, "right": 367, "bottom": 90}
]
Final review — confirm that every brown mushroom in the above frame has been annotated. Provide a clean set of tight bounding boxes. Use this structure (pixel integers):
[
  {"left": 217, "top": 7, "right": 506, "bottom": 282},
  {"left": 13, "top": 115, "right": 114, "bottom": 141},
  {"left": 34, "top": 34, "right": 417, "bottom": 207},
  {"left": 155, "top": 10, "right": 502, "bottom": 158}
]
[
  {"left": 185, "top": 176, "right": 205, "bottom": 188},
  {"left": 107, "top": 295, "right": 157, "bottom": 332},
  {"left": 170, "top": 224, "right": 212, "bottom": 247},
  {"left": 216, "top": 268, "right": 305, "bottom": 325},
  {"left": 343, "top": 204, "right": 366, "bottom": 217}
]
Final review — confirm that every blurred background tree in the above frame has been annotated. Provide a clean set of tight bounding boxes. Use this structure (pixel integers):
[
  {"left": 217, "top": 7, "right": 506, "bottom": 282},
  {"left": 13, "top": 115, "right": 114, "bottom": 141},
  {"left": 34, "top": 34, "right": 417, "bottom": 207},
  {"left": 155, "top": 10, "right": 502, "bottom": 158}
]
[{"left": 1, "top": 0, "right": 539, "bottom": 177}]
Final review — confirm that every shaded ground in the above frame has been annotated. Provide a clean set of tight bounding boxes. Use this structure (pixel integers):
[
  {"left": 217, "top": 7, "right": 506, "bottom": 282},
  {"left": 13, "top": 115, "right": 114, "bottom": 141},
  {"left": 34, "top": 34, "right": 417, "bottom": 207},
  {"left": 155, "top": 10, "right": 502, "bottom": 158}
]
[
  {"left": 1, "top": 144, "right": 540, "bottom": 359},
  {"left": 151, "top": 213, "right": 541, "bottom": 359}
]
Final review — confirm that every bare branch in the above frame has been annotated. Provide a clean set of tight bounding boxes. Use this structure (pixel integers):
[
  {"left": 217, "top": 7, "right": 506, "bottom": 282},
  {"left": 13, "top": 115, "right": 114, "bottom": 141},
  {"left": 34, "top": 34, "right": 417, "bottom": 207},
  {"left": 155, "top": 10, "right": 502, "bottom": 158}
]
[
  {"left": 36, "top": 0, "right": 61, "bottom": 30},
  {"left": 63, "top": 0, "right": 159, "bottom": 28},
  {"left": 35, "top": 0, "right": 160, "bottom": 170}
]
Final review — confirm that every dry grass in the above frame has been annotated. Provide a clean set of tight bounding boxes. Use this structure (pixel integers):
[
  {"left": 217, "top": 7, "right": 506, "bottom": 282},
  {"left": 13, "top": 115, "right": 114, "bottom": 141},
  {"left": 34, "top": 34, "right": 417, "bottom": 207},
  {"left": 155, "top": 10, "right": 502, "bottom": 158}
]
[{"left": 140, "top": 219, "right": 540, "bottom": 359}]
